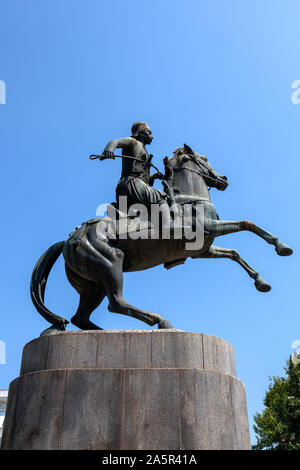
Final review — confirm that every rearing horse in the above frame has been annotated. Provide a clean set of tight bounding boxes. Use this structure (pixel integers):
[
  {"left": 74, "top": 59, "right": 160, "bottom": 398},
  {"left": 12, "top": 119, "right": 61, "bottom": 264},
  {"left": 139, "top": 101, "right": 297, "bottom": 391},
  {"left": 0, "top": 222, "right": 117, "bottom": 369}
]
[{"left": 31, "top": 144, "right": 293, "bottom": 334}]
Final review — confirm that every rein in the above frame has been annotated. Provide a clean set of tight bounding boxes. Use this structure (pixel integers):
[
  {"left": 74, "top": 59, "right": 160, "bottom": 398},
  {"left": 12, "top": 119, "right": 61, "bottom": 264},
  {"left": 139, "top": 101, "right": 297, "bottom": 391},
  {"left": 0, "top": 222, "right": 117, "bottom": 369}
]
[
  {"left": 177, "top": 165, "right": 217, "bottom": 187},
  {"left": 171, "top": 157, "right": 219, "bottom": 188}
]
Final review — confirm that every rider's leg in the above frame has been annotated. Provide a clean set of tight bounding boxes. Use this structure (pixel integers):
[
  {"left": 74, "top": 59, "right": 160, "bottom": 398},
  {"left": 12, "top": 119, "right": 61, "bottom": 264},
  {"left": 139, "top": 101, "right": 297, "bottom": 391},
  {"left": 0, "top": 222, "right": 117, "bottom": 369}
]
[
  {"left": 157, "top": 180, "right": 187, "bottom": 237},
  {"left": 161, "top": 180, "right": 180, "bottom": 217},
  {"left": 158, "top": 200, "right": 185, "bottom": 238}
]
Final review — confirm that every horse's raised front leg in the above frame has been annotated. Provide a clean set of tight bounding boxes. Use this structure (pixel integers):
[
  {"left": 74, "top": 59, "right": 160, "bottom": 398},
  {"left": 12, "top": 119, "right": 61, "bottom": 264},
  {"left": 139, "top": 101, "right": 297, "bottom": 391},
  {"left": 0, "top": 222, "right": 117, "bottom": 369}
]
[
  {"left": 205, "top": 219, "right": 293, "bottom": 256},
  {"left": 193, "top": 245, "right": 271, "bottom": 292}
]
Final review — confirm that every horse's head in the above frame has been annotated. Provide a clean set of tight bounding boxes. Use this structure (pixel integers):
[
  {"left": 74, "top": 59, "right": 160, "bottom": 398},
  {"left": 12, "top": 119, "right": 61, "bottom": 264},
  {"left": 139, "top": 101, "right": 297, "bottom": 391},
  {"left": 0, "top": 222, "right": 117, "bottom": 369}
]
[{"left": 170, "top": 144, "right": 228, "bottom": 191}]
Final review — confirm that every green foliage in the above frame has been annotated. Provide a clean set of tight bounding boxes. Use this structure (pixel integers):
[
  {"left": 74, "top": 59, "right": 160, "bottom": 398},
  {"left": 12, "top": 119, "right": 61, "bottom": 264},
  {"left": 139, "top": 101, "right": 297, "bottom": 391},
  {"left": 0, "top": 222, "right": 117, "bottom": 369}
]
[{"left": 253, "top": 357, "right": 300, "bottom": 450}]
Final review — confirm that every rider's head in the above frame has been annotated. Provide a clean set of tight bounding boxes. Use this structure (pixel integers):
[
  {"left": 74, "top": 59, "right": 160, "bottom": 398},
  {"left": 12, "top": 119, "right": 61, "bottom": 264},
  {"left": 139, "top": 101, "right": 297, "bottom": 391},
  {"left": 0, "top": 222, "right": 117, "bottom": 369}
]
[{"left": 131, "top": 121, "right": 153, "bottom": 145}]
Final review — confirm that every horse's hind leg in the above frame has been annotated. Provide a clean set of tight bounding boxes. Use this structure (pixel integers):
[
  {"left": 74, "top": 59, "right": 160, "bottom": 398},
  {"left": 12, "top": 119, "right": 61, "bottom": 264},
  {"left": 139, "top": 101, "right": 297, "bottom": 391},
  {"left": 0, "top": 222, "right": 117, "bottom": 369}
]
[
  {"left": 103, "top": 253, "right": 173, "bottom": 329},
  {"left": 65, "top": 264, "right": 105, "bottom": 330},
  {"left": 72, "top": 289, "right": 105, "bottom": 330},
  {"left": 206, "top": 219, "right": 293, "bottom": 256},
  {"left": 194, "top": 245, "right": 271, "bottom": 292},
  {"left": 66, "top": 242, "right": 172, "bottom": 329},
  {"left": 106, "top": 275, "right": 172, "bottom": 328}
]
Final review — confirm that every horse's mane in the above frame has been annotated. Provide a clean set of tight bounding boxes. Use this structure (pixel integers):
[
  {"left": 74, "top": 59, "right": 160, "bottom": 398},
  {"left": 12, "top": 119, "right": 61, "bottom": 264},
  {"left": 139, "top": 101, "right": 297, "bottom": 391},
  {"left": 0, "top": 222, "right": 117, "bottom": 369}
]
[
  {"left": 165, "top": 143, "right": 216, "bottom": 186},
  {"left": 168, "top": 144, "right": 208, "bottom": 168}
]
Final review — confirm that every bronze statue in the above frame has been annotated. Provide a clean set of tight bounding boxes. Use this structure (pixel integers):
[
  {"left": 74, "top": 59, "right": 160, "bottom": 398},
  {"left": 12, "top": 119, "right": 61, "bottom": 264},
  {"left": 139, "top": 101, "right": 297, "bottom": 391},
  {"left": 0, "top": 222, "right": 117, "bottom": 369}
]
[
  {"left": 100, "top": 121, "right": 183, "bottom": 233},
  {"left": 103, "top": 122, "right": 164, "bottom": 204},
  {"left": 30, "top": 125, "right": 293, "bottom": 335}
]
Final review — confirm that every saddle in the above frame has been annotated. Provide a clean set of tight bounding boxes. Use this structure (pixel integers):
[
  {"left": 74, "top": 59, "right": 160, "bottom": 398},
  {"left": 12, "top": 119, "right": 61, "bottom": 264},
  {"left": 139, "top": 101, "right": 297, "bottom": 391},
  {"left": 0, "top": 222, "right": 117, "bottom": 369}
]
[
  {"left": 68, "top": 203, "right": 153, "bottom": 240},
  {"left": 107, "top": 203, "right": 154, "bottom": 236},
  {"left": 68, "top": 204, "right": 188, "bottom": 270}
]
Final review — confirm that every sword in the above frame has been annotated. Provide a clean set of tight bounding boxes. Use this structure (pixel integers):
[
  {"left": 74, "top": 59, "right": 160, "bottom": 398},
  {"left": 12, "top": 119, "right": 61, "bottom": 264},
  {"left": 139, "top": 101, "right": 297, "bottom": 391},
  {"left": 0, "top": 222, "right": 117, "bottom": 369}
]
[{"left": 89, "top": 153, "right": 163, "bottom": 177}]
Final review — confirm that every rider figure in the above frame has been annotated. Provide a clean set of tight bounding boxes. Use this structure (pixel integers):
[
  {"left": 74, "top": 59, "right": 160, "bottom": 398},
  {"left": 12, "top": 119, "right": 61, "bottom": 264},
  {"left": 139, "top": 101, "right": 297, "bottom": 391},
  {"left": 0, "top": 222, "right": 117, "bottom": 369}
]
[{"left": 102, "top": 121, "right": 181, "bottom": 234}]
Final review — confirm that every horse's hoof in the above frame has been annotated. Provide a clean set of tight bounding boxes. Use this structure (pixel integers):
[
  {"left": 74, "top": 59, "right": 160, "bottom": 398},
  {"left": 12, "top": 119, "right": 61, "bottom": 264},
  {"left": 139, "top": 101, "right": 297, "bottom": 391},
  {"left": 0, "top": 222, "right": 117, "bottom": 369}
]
[
  {"left": 158, "top": 319, "right": 174, "bottom": 329},
  {"left": 40, "top": 324, "right": 66, "bottom": 337},
  {"left": 254, "top": 278, "right": 271, "bottom": 293},
  {"left": 276, "top": 242, "right": 293, "bottom": 256},
  {"left": 71, "top": 315, "right": 103, "bottom": 330}
]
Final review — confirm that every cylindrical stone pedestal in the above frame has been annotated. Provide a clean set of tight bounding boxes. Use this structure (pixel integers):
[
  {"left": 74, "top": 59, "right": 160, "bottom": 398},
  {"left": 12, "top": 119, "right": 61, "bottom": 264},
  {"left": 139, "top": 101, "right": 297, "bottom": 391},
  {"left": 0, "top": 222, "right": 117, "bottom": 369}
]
[{"left": 1, "top": 330, "right": 250, "bottom": 450}]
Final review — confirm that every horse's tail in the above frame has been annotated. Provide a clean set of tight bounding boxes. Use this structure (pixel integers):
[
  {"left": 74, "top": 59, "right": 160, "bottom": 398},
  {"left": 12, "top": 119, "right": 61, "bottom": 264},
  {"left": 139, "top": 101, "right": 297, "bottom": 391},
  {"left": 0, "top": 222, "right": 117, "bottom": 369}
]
[{"left": 30, "top": 241, "right": 69, "bottom": 329}]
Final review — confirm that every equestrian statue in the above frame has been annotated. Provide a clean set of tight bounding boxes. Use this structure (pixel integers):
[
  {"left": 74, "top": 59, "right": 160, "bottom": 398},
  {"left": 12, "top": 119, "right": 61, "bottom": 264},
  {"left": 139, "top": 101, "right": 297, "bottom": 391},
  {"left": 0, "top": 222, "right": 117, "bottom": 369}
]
[{"left": 30, "top": 121, "right": 293, "bottom": 334}]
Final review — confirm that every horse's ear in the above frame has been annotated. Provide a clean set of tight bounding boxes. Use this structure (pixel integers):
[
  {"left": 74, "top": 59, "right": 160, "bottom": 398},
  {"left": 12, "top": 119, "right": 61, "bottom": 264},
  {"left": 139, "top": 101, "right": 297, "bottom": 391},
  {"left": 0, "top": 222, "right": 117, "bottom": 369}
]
[{"left": 183, "top": 143, "right": 194, "bottom": 154}]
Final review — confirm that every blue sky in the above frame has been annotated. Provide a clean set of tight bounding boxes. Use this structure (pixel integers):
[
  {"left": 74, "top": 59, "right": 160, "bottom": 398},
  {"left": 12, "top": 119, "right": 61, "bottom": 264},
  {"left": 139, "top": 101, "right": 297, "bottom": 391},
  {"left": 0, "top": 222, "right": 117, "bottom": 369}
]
[{"left": 0, "top": 0, "right": 299, "bottom": 445}]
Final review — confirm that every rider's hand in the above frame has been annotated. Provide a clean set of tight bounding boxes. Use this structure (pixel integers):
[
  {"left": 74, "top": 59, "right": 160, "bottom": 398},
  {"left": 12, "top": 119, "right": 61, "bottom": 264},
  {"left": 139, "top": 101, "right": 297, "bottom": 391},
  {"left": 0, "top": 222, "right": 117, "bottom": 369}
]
[
  {"left": 101, "top": 150, "right": 115, "bottom": 160},
  {"left": 153, "top": 172, "right": 163, "bottom": 180}
]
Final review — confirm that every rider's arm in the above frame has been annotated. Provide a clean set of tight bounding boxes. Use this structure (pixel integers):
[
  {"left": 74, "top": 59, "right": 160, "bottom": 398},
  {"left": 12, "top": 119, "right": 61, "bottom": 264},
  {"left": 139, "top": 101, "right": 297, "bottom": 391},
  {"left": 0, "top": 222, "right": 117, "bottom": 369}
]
[
  {"left": 149, "top": 172, "right": 163, "bottom": 186},
  {"left": 102, "top": 137, "right": 134, "bottom": 158}
]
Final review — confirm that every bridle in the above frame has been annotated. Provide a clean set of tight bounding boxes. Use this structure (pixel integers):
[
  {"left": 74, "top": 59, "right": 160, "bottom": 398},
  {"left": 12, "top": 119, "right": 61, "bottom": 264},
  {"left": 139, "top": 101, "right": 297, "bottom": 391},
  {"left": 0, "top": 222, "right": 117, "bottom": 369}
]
[{"left": 171, "top": 153, "right": 222, "bottom": 188}]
